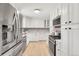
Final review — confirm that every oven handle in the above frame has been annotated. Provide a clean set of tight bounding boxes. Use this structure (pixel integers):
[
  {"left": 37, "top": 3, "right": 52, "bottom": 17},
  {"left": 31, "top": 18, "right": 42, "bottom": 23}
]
[{"left": 49, "top": 40, "right": 55, "bottom": 44}]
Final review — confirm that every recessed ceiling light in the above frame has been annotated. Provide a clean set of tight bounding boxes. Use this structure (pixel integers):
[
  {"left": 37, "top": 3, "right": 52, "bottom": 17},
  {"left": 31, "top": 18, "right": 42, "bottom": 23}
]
[{"left": 34, "top": 9, "right": 40, "bottom": 14}]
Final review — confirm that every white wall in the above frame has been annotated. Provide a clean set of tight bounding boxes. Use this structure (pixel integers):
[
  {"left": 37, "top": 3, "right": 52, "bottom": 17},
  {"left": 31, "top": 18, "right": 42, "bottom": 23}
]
[{"left": 26, "top": 29, "right": 49, "bottom": 44}]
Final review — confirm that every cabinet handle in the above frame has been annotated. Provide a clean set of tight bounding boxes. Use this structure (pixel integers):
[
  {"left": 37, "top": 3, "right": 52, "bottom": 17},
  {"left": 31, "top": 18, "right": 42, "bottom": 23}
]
[
  {"left": 65, "top": 22, "right": 67, "bottom": 24},
  {"left": 65, "top": 28, "right": 67, "bottom": 30},
  {"left": 69, "top": 21, "right": 71, "bottom": 23},
  {"left": 69, "top": 27, "right": 71, "bottom": 30}
]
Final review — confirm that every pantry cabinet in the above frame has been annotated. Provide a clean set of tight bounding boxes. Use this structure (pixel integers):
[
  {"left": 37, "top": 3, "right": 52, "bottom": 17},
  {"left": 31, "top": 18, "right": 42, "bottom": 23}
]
[
  {"left": 68, "top": 24, "right": 79, "bottom": 56},
  {"left": 69, "top": 4, "right": 79, "bottom": 24},
  {"left": 56, "top": 40, "right": 61, "bottom": 56},
  {"left": 61, "top": 4, "right": 79, "bottom": 25},
  {"left": 60, "top": 24, "right": 79, "bottom": 56},
  {"left": 61, "top": 25, "right": 69, "bottom": 56},
  {"left": 60, "top": 4, "right": 79, "bottom": 56},
  {"left": 50, "top": 3, "right": 79, "bottom": 56},
  {"left": 61, "top": 3, "right": 69, "bottom": 25},
  {"left": 49, "top": 3, "right": 79, "bottom": 56}
]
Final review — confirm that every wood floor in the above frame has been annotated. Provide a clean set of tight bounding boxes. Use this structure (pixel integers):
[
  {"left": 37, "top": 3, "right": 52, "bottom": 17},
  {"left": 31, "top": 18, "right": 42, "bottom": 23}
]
[{"left": 22, "top": 40, "right": 50, "bottom": 56}]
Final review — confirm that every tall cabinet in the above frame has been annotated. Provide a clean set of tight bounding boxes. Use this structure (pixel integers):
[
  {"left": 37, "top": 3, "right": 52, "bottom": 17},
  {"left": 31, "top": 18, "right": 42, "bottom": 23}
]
[
  {"left": 60, "top": 3, "right": 79, "bottom": 56},
  {"left": 68, "top": 3, "right": 79, "bottom": 56},
  {"left": 60, "top": 3, "right": 69, "bottom": 56}
]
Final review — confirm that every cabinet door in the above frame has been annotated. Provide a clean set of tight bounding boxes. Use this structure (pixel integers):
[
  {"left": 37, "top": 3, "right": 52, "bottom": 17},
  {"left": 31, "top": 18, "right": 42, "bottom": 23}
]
[
  {"left": 61, "top": 26, "right": 69, "bottom": 56},
  {"left": 61, "top": 4, "right": 69, "bottom": 25},
  {"left": 69, "top": 4, "right": 79, "bottom": 24},
  {"left": 57, "top": 3, "right": 62, "bottom": 16},
  {"left": 56, "top": 40, "right": 61, "bottom": 56},
  {"left": 54, "top": 9, "right": 58, "bottom": 18},
  {"left": 69, "top": 25, "right": 79, "bottom": 56}
]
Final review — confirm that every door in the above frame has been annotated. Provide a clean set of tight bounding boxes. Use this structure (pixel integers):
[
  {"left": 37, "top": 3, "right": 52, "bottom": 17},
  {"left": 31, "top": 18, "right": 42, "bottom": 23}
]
[
  {"left": 69, "top": 24, "right": 79, "bottom": 56},
  {"left": 61, "top": 3, "right": 69, "bottom": 25},
  {"left": 56, "top": 40, "right": 61, "bottom": 56},
  {"left": 69, "top": 3, "right": 79, "bottom": 24},
  {"left": 61, "top": 25, "right": 69, "bottom": 56}
]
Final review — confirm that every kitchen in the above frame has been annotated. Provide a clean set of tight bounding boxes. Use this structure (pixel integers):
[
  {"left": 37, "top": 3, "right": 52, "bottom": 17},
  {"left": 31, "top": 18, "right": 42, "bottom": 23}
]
[{"left": 0, "top": 3, "right": 79, "bottom": 56}]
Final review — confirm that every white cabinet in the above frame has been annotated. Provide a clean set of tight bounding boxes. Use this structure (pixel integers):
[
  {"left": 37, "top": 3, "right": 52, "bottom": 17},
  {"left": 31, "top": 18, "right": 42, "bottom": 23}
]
[
  {"left": 50, "top": 3, "right": 79, "bottom": 56},
  {"left": 61, "top": 4, "right": 69, "bottom": 25},
  {"left": 60, "top": 24, "right": 79, "bottom": 56},
  {"left": 61, "top": 4, "right": 79, "bottom": 25},
  {"left": 57, "top": 4, "right": 62, "bottom": 16},
  {"left": 54, "top": 9, "right": 58, "bottom": 18},
  {"left": 23, "top": 17, "right": 49, "bottom": 28},
  {"left": 60, "top": 4, "right": 79, "bottom": 56},
  {"left": 53, "top": 7, "right": 60, "bottom": 19},
  {"left": 68, "top": 25, "right": 79, "bottom": 56},
  {"left": 69, "top": 4, "right": 79, "bottom": 24},
  {"left": 61, "top": 25, "right": 69, "bottom": 56},
  {"left": 56, "top": 40, "right": 61, "bottom": 56},
  {"left": 44, "top": 19, "right": 49, "bottom": 28}
]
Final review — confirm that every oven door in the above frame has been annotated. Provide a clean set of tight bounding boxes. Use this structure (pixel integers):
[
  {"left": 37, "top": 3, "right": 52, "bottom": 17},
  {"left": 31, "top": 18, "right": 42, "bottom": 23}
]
[
  {"left": 49, "top": 40, "right": 54, "bottom": 55},
  {"left": 49, "top": 40, "right": 56, "bottom": 56}
]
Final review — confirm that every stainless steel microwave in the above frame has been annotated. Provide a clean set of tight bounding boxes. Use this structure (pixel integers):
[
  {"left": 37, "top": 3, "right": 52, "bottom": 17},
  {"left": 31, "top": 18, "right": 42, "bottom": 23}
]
[{"left": 53, "top": 15, "right": 61, "bottom": 26}]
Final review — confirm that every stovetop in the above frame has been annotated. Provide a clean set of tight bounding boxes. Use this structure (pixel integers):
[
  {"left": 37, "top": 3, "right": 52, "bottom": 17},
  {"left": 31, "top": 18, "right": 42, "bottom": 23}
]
[{"left": 49, "top": 35, "right": 61, "bottom": 40}]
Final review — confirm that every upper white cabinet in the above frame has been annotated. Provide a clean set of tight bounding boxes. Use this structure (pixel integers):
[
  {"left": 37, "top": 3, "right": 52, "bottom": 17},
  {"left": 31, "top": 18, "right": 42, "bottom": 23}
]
[
  {"left": 61, "top": 3, "right": 69, "bottom": 25},
  {"left": 69, "top": 4, "right": 79, "bottom": 24},
  {"left": 53, "top": 9, "right": 58, "bottom": 18},
  {"left": 22, "top": 17, "right": 49, "bottom": 28},
  {"left": 61, "top": 4, "right": 79, "bottom": 25},
  {"left": 44, "top": 19, "right": 49, "bottom": 28}
]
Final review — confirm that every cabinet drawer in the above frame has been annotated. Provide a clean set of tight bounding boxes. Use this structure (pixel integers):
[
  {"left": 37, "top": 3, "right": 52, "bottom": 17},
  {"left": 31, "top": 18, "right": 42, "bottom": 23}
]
[{"left": 56, "top": 40, "right": 61, "bottom": 56}]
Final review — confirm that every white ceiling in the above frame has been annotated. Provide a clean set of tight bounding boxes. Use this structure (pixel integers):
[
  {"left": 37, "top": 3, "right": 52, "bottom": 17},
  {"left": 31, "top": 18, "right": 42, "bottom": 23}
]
[{"left": 11, "top": 3, "right": 60, "bottom": 19}]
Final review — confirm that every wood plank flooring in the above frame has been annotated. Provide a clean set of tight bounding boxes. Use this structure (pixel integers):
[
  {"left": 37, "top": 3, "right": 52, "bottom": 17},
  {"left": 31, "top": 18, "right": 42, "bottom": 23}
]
[{"left": 22, "top": 41, "right": 50, "bottom": 56}]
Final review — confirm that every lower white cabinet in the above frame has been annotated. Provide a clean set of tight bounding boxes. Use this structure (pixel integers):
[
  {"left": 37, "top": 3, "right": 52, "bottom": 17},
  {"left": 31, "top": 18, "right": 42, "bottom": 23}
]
[
  {"left": 60, "top": 24, "right": 79, "bottom": 56},
  {"left": 56, "top": 40, "right": 61, "bottom": 56},
  {"left": 68, "top": 24, "right": 79, "bottom": 56},
  {"left": 61, "top": 25, "right": 69, "bottom": 56}
]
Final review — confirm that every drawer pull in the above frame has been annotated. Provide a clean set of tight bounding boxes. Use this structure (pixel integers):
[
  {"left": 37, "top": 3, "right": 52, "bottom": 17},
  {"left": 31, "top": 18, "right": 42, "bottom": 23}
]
[
  {"left": 65, "top": 22, "right": 67, "bottom": 24},
  {"left": 69, "top": 28, "right": 71, "bottom": 30},
  {"left": 65, "top": 28, "right": 67, "bottom": 30},
  {"left": 69, "top": 21, "right": 71, "bottom": 23}
]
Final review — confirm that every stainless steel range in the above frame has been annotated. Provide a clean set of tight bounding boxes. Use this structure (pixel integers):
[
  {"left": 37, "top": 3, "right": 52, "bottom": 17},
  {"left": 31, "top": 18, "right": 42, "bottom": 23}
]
[
  {"left": 49, "top": 35, "right": 56, "bottom": 56},
  {"left": 49, "top": 15, "right": 61, "bottom": 56}
]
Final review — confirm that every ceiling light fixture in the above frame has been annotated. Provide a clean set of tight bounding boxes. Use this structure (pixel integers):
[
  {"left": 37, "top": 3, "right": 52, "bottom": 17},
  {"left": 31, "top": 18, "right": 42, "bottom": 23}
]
[{"left": 34, "top": 9, "right": 40, "bottom": 14}]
